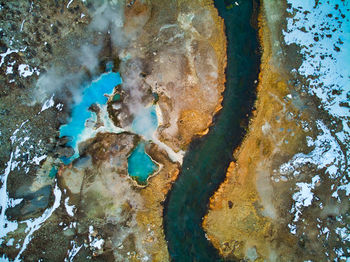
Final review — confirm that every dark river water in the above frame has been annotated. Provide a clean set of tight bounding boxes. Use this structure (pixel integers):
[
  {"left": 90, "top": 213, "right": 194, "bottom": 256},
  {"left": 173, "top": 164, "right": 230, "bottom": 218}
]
[{"left": 163, "top": 0, "right": 261, "bottom": 261}]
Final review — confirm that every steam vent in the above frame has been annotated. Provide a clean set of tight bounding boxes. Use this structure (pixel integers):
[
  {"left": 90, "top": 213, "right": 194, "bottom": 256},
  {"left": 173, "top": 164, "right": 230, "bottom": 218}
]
[{"left": 0, "top": 0, "right": 349, "bottom": 261}]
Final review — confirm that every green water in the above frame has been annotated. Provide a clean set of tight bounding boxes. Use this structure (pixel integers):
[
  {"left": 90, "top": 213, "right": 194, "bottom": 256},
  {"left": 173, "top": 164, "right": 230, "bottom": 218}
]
[
  {"left": 163, "top": 0, "right": 261, "bottom": 261},
  {"left": 127, "top": 141, "right": 158, "bottom": 184},
  {"left": 112, "top": 93, "right": 121, "bottom": 102},
  {"left": 49, "top": 166, "right": 58, "bottom": 178}
]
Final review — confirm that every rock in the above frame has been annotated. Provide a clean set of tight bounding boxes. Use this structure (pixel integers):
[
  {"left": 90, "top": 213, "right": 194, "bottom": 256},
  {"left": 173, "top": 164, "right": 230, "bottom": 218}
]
[
  {"left": 5, "top": 185, "right": 52, "bottom": 221},
  {"left": 57, "top": 136, "right": 72, "bottom": 146},
  {"left": 55, "top": 146, "right": 74, "bottom": 158},
  {"left": 88, "top": 103, "right": 100, "bottom": 113},
  {"left": 0, "top": 41, "right": 7, "bottom": 52}
]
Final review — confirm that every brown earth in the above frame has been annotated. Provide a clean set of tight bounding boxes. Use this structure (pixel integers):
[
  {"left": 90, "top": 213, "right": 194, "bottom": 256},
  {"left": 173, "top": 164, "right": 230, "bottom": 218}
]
[
  {"left": 0, "top": 0, "right": 227, "bottom": 261},
  {"left": 121, "top": 0, "right": 226, "bottom": 151},
  {"left": 202, "top": 1, "right": 331, "bottom": 261}
]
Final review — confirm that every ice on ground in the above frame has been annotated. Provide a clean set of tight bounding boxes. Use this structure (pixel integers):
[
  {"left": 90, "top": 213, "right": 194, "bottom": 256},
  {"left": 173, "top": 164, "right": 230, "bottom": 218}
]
[
  {"left": 18, "top": 64, "right": 40, "bottom": 77},
  {"left": 292, "top": 175, "right": 320, "bottom": 222},
  {"left": 65, "top": 197, "right": 76, "bottom": 217},
  {"left": 64, "top": 240, "right": 83, "bottom": 262},
  {"left": 1, "top": 119, "right": 61, "bottom": 257},
  {"left": 283, "top": 0, "right": 350, "bottom": 162},
  {"left": 67, "top": 0, "right": 74, "bottom": 9},
  {"left": 0, "top": 47, "right": 26, "bottom": 67},
  {"left": 40, "top": 94, "right": 55, "bottom": 113},
  {"left": 279, "top": 121, "right": 345, "bottom": 180}
]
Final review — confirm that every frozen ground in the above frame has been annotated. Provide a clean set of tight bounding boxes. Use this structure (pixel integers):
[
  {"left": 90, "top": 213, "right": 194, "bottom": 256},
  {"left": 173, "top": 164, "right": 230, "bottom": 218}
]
[{"left": 282, "top": 0, "right": 349, "bottom": 260}]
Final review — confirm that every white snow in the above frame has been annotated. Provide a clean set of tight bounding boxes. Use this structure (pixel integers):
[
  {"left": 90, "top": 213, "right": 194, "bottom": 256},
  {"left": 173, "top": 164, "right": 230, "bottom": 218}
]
[
  {"left": 20, "top": 20, "right": 26, "bottom": 32},
  {"left": 64, "top": 240, "right": 83, "bottom": 262},
  {"left": 0, "top": 254, "right": 11, "bottom": 261},
  {"left": 18, "top": 64, "right": 39, "bottom": 77},
  {"left": 279, "top": 121, "right": 345, "bottom": 179},
  {"left": 20, "top": 136, "right": 30, "bottom": 146},
  {"left": 88, "top": 225, "right": 105, "bottom": 250},
  {"left": 40, "top": 94, "right": 55, "bottom": 113},
  {"left": 6, "top": 66, "right": 13, "bottom": 74},
  {"left": 64, "top": 197, "right": 76, "bottom": 217},
  {"left": 10, "top": 120, "right": 28, "bottom": 144},
  {"left": 63, "top": 222, "right": 77, "bottom": 231},
  {"left": 281, "top": 4, "right": 349, "bottom": 254},
  {"left": 336, "top": 227, "right": 350, "bottom": 242},
  {"left": 56, "top": 103, "right": 64, "bottom": 111},
  {"left": 6, "top": 238, "right": 14, "bottom": 246},
  {"left": 91, "top": 238, "right": 104, "bottom": 249},
  {"left": 29, "top": 1, "right": 33, "bottom": 13},
  {"left": 291, "top": 175, "right": 320, "bottom": 224},
  {"left": 67, "top": 0, "right": 74, "bottom": 9},
  {"left": 0, "top": 47, "right": 26, "bottom": 67},
  {"left": 283, "top": 0, "right": 350, "bottom": 166},
  {"left": 0, "top": 152, "right": 19, "bottom": 243},
  {"left": 1, "top": 119, "right": 60, "bottom": 256},
  {"left": 8, "top": 197, "right": 23, "bottom": 208},
  {"left": 31, "top": 155, "right": 47, "bottom": 165}
]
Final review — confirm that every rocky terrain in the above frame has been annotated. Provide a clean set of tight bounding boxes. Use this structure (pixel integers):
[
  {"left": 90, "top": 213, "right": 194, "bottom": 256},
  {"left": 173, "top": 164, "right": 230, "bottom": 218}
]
[{"left": 0, "top": 0, "right": 226, "bottom": 261}]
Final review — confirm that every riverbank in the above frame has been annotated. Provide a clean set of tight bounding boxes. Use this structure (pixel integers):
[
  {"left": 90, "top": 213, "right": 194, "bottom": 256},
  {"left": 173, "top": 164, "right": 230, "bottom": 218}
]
[
  {"left": 164, "top": 1, "right": 260, "bottom": 260},
  {"left": 204, "top": 1, "right": 350, "bottom": 261}
]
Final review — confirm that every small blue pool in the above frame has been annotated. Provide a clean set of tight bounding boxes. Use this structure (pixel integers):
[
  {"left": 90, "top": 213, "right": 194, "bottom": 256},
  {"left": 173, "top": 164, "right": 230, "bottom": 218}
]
[{"left": 127, "top": 141, "right": 158, "bottom": 184}]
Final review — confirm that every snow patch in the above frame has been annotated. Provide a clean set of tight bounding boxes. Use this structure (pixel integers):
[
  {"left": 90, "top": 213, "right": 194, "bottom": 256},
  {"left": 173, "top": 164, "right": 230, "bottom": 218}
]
[
  {"left": 31, "top": 155, "right": 47, "bottom": 165},
  {"left": 64, "top": 240, "right": 82, "bottom": 262},
  {"left": 0, "top": 47, "right": 26, "bottom": 67},
  {"left": 279, "top": 121, "right": 345, "bottom": 179},
  {"left": 18, "top": 64, "right": 40, "bottom": 77},
  {"left": 88, "top": 225, "right": 104, "bottom": 250},
  {"left": 40, "top": 94, "right": 55, "bottom": 113},
  {"left": 64, "top": 197, "right": 76, "bottom": 217},
  {"left": 67, "top": 0, "right": 74, "bottom": 9},
  {"left": 20, "top": 20, "right": 26, "bottom": 32}
]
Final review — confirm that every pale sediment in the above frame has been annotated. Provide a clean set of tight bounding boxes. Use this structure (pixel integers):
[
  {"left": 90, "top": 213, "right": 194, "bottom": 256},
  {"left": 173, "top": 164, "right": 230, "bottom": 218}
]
[{"left": 139, "top": 0, "right": 227, "bottom": 152}]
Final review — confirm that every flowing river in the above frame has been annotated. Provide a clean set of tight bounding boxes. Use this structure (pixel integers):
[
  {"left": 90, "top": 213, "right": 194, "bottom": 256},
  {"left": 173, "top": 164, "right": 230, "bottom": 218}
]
[{"left": 163, "top": 0, "right": 261, "bottom": 261}]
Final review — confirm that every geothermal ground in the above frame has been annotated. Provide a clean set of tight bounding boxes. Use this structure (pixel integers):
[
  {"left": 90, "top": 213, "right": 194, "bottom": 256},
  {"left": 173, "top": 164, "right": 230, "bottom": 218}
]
[{"left": 0, "top": 0, "right": 349, "bottom": 261}]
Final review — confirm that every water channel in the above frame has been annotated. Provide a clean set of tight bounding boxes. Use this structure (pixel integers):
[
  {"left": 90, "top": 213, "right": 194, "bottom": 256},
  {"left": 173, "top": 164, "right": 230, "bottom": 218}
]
[{"left": 163, "top": 1, "right": 261, "bottom": 261}]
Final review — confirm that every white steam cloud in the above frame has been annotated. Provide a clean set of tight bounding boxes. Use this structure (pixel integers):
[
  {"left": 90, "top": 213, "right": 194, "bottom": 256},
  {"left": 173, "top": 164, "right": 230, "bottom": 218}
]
[
  {"left": 32, "top": 0, "right": 128, "bottom": 104},
  {"left": 33, "top": 0, "right": 155, "bottom": 141}
]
